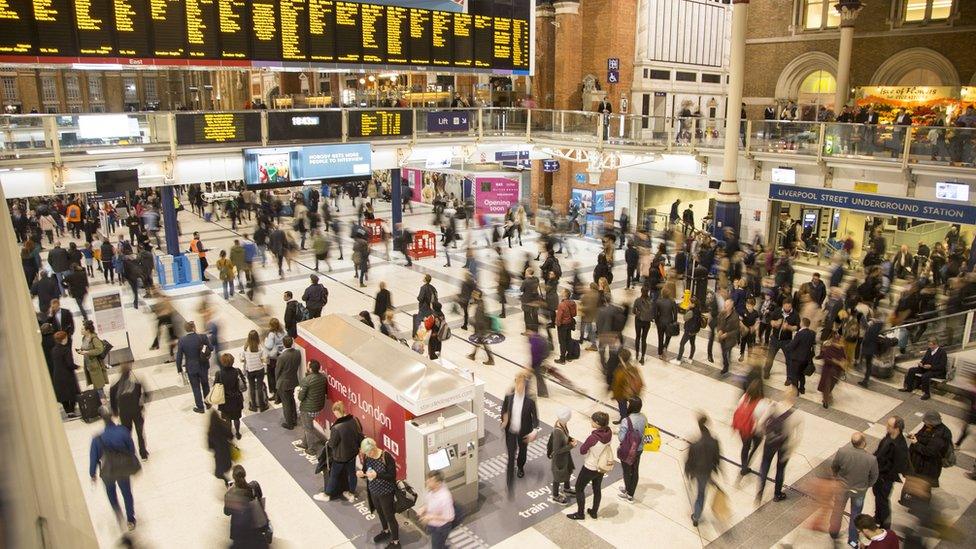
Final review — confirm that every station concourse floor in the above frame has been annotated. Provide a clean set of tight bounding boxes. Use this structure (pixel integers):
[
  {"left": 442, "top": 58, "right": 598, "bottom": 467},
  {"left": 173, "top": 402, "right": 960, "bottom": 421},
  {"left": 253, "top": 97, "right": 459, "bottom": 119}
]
[{"left": 48, "top": 197, "right": 976, "bottom": 549}]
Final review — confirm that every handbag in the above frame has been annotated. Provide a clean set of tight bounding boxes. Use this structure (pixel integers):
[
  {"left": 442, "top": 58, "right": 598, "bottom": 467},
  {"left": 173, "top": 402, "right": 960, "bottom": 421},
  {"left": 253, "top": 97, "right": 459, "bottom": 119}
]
[
  {"left": 207, "top": 382, "right": 226, "bottom": 406},
  {"left": 394, "top": 480, "right": 418, "bottom": 513},
  {"left": 230, "top": 444, "right": 242, "bottom": 462},
  {"left": 99, "top": 436, "right": 142, "bottom": 482},
  {"left": 803, "top": 360, "right": 815, "bottom": 376},
  {"left": 642, "top": 424, "right": 662, "bottom": 452}
]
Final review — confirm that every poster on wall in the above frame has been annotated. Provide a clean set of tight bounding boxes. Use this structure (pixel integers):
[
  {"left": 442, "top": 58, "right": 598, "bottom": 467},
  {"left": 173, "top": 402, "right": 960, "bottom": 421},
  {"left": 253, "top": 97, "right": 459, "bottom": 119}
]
[
  {"left": 571, "top": 188, "right": 593, "bottom": 213},
  {"left": 593, "top": 189, "right": 615, "bottom": 213},
  {"left": 474, "top": 176, "right": 520, "bottom": 219}
]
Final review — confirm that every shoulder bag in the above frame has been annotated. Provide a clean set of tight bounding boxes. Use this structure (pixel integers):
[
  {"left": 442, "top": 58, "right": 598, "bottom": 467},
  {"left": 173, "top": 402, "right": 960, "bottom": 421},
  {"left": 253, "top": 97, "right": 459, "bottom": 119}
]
[{"left": 99, "top": 436, "right": 142, "bottom": 482}]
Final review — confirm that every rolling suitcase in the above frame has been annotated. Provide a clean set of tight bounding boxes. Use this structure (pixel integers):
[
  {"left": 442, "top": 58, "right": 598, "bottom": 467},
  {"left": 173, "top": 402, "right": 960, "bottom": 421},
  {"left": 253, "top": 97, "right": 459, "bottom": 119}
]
[{"left": 78, "top": 389, "right": 100, "bottom": 423}]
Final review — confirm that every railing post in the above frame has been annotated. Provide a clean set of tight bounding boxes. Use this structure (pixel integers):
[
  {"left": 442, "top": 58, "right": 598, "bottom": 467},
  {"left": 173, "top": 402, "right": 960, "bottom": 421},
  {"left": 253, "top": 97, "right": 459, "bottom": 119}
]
[
  {"left": 412, "top": 108, "right": 418, "bottom": 144},
  {"left": 477, "top": 108, "right": 483, "bottom": 140},
  {"left": 902, "top": 125, "right": 914, "bottom": 169},
  {"left": 526, "top": 109, "right": 532, "bottom": 141},
  {"left": 666, "top": 119, "right": 673, "bottom": 151},
  {"left": 342, "top": 110, "right": 348, "bottom": 143},
  {"left": 963, "top": 311, "right": 974, "bottom": 350},
  {"left": 745, "top": 120, "right": 752, "bottom": 153},
  {"left": 816, "top": 122, "right": 826, "bottom": 162},
  {"left": 260, "top": 110, "right": 268, "bottom": 146},
  {"left": 167, "top": 113, "right": 177, "bottom": 158},
  {"left": 44, "top": 116, "right": 61, "bottom": 166},
  {"left": 596, "top": 114, "right": 604, "bottom": 147},
  {"left": 559, "top": 111, "right": 565, "bottom": 134}
]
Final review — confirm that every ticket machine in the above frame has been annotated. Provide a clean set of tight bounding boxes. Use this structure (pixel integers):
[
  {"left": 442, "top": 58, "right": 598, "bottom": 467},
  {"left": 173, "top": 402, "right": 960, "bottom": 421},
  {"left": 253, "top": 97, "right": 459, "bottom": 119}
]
[{"left": 405, "top": 405, "right": 479, "bottom": 512}]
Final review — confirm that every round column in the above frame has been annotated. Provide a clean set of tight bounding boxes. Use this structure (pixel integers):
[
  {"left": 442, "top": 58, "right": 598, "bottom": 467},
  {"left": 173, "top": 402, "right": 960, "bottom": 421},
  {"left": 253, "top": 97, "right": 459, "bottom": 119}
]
[
  {"left": 716, "top": 0, "right": 750, "bottom": 239},
  {"left": 833, "top": 1, "right": 864, "bottom": 112}
]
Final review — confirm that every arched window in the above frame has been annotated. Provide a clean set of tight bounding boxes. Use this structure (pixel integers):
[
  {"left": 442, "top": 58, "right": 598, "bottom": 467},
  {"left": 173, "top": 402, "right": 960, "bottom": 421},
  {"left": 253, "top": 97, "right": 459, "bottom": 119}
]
[
  {"left": 799, "top": 71, "right": 837, "bottom": 95},
  {"left": 896, "top": 68, "right": 943, "bottom": 86}
]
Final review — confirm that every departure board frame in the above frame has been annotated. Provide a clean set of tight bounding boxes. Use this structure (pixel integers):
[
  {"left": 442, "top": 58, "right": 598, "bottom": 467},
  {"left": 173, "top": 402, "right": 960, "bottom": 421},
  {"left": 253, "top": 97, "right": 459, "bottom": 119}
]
[
  {"left": 346, "top": 109, "right": 413, "bottom": 139},
  {"left": 175, "top": 111, "right": 262, "bottom": 146},
  {"left": 0, "top": 0, "right": 534, "bottom": 76}
]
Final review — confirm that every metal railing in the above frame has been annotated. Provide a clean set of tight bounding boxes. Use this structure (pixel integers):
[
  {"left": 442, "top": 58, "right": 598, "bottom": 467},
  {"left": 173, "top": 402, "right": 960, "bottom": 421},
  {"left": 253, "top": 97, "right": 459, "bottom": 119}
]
[
  {"left": 0, "top": 109, "right": 974, "bottom": 172},
  {"left": 879, "top": 309, "right": 975, "bottom": 378}
]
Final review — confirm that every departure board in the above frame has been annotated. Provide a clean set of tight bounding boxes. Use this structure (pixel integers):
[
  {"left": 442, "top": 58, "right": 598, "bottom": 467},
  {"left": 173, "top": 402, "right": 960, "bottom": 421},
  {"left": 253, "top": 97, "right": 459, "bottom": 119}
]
[
  {"left": 175, "top": 112, "right": 262, "bottom": 145},
  {"left": 280, "top": 0, "right": 308, "bottom": 60},
  {"left": 512, "top": 18, "right": 528, "bottom": 70},
  {"left": 307, "top": 0, "right": 335, "bottom": 61},
  {"left": 150, "top": 0, "right": 185, "bottom": 57},
  {"left": 384, "top": 5, "right": 407, "bottom": 64},
  {"left": 334, "top": 1, "right": 359, "bottom": 63},
  {"left": 0, "top": 0, "right": 34, "bottom": 54},
  {"left": 217, "top": 0, "right": 247, "bottom": 58},
  {"left": 430, "top": 10, "right": 451, "bottom": 66},
  {"left": 74, "top": 0, "right": 114, "bottom": 55},
  {"left": 8, "top": 0, "right": 531, "bottom": 74},
  {"left": 492, "top": 16, "right": 511, "bottom": 70},
  {"left": 359, "top": 2, "right": 384, "bottom": 64},
  {"left": 186, "top": 0, "right": 219, "bottom": 58},
  {"left": 113, "top": 0, "right": 150, "bottom": 57},
  {"left": 249, "top": 0, "right": 278, "bottom": 60},
  {"left": 472, "top": 13, "right": 492, "bottom": 69},
  {"left": 348, "top": 110, "right": 412, "bottom": 138},
  {"left": 452, "top": 12, "right": 472, "bottom": 67},
  {"left": 267, "top": 110, "right": 341, "bottom": 142},
  {"left": 408, "top": 8, "right": 430, "bottom": 65}
]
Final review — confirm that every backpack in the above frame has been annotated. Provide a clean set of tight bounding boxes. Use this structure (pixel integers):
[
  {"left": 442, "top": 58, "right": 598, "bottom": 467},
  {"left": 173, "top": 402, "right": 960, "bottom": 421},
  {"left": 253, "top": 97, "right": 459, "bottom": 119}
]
[
  {"left": 942, "top": 433, "right": 957, "bottom": 468},
  {"left": 437, "top": 318, "right": 452, "bottom": 341},
  {"left": 616, "top": 417, "right": 641, "bottom": 465},
  {"left": 295, "top": 302, "right": 310, "bottom": 322},
  {"left": 596, "top": 442, "right": 615, "bottom": 474},
  {"left": 732, "top": 398, "right": 759, "bottom": 441},
  {"left": 764, "top": 408, "right": 794, "bottom": 450}
]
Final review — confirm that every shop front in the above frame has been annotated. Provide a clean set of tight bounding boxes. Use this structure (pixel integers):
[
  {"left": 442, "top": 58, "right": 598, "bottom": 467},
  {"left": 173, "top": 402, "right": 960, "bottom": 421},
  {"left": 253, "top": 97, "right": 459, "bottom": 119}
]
[{"left": 767, "top": 183, "right": 976, "bottom": 261}]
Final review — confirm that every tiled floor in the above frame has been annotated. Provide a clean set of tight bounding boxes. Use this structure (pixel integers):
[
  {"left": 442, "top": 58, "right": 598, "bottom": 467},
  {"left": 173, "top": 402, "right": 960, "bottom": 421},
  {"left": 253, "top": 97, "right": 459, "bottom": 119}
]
[{"left": 47, "top": 196, "right": 976, "bottom": 548}]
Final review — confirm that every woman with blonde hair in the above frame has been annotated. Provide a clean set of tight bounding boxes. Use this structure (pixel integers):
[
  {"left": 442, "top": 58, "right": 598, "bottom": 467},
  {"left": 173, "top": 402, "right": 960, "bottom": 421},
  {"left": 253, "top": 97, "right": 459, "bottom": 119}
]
[
  {"left": 241, "top": 330, "right": 268, "bottom": 411},
  {"left": 357, "top": 438, "right": 400, "bottom": 548}
]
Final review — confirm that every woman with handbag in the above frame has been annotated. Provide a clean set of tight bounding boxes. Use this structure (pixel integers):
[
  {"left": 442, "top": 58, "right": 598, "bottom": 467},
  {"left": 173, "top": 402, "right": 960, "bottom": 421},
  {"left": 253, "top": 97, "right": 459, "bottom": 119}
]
[
  {"left": 548, "top": 407, "right": 576, "bottom": 505},
  {"left": 223, "top": 465, "right": 271, "bottom": 548},
  {"left": 817, "top": 331, "right": 847, "bottom": 409},
  {"left": 358, "top": 437, "right": 400, "bottom": 548},
  {"left": 241, "top": 330, "right": 268, "bottom": 412},
  {"left": 77, "top": 320, "right": 109, "bottom": 399},
  {"left": 216, "top": 354, "right": 246, "bottom": 439}
]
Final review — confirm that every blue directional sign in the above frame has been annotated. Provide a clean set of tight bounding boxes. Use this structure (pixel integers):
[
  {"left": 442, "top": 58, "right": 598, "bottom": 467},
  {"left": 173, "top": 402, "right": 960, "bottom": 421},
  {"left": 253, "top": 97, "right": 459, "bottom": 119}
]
[
  {"left": 608, "top": 58, "right": 619, "bottom": 70},
  {"left": 575, "top": 172, "right": 588, "bottom": 184},
  {"left": 427, "top": 111, "right": 470, "bottom": 132},
  {"left": 542, "top": 159, "right": 560, "bottom": 172},
  {"left": 495, "top": 150, "right": 531, "bottom": 169}
]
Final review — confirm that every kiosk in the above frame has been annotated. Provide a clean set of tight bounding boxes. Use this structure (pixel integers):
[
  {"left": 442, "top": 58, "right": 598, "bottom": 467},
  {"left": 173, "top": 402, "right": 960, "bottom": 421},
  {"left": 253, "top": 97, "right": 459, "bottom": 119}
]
[{"left": 296, "top": 315, "right": 483, "bottom": 511}]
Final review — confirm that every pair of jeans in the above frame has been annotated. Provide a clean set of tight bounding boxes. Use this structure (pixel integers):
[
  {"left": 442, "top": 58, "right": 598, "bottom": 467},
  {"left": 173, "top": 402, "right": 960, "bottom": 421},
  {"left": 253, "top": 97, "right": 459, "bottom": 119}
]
[
  {"left": 829, "top": 490, "right": 865, "bottom": 546},
  {"left": 246, "top": 370, "right": 267, "bottom": 410},
  {"left": 763, "top": 338, "right": 787, "bottom": 377},
  {"left": 872, "top": 478, "right": 894, "bottom": 529},
  {"left": 187, "top": 368, "right": 210, "bottom": 410},
  {"left": 691, "top": 474, "right": 709, "bottom": 522},
  {"left": 104, "top": 478, "right": 135, "bottom": 523},
  {"left": 739, "top": 435, "right": 761, "bottom": 475},
  {"left": 300, "top": 411, "right": 325, "bottom": 454},
  {"left": 677, "top": 331, "right": 697, "bottom": 361},
  {"left": 428, "top": 523, "right": 452, "bottom": 549},
  {"left": 862, "top": 354, "right": 875, "bottom": 384},
  {"left": 579, "top": 321, "right": 596, "bottom": 346},
  {"left": 574, "top": 467, "right": 604, "bottom": 515},
  {"left": 721, "top": 345, "right": 733, "bottom": 373},
  {"left": 557, "top": 325, "right": 573, "bottom": 360},
  {"left": 325, "top": 459, "right": 358, "bottom": 496},
  {"left": 621, "top": 456, "right": 641, "bottom": 497},
  {"left": 756, "top": 443, "right": 789, "bottom": 499},
  {"left": 634, "top": 321, "right": 651, "bottom": 359},
  {"left": 222, "top": 280, "right": 235, "bottom": 299},
  {"left": 656, "top": 323, "right": 671, "bottom": 355}
]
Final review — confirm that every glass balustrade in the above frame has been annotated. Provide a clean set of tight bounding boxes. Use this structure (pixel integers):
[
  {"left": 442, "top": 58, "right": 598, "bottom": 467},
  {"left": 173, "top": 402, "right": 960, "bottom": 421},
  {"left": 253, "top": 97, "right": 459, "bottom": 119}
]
[
  {"left": 414, "top": 107, "right": 478, "bottom": 139},
  {"left": 750, "top": 120, "right": 822, "bottom": 156},
  {"left": 0, "top": 114, "right": 51, "bottom": 158},
  {"left": 481, "top": 107, "right": 527, "bottom": 137},
  {"left": 54, "top": 112, "right": 172, "bottom": 154},
  {"left": 822, "top": 122, "right": 908, "bottom": 162},
  {"left": 909, "top": 125, "right": 976, "bottom": 168}
]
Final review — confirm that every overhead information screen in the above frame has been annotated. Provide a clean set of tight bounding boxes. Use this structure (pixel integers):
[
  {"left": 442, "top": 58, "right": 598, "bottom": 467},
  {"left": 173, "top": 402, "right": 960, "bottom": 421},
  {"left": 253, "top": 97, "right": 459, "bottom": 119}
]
[
  {"left": 334, "top": 1, "right": 360, "bottom": 63},
  {"left": 249, "top": 0, "right": 278, "bottom": 60},
  {"left": 0, "top": 0, "right": 34, "bottom": 54},
  {"left": 74, "top": 0, "right": 114, "bottom": 56},
  {"left": 11, "top": 0, "right": 531, "bottom": 74},
  {"left": 175, "top": 112, "right": 261, "bottom": 145},
  {"left": 348, "top": 110, "right": 412, "bottom": 139},
  {"left": 113, "top": 0, "right": 151, "bottom": 57},
  {"left": 280, "top": 0, "right": 308, "bottom": 60},
  {"left": 307, "top": 0, "right": 335, "bottom": 61},
  {"left": 217, "top": 0, "right": 247, "bottom": 58},
  {"left": 408, "top": 8, "right": 430, "bottom": 65},
  {"left": 150, "top": 0, "right": 186, "bottom": 57},
  {"left": 384, "top": 5, "right": 407, "bottom": 64},
  {"left": 186, "top": 0, "right": 220, "bottom": 58},
  {"left": 267, "top": 110, "right": 342, "bottom": 142}
]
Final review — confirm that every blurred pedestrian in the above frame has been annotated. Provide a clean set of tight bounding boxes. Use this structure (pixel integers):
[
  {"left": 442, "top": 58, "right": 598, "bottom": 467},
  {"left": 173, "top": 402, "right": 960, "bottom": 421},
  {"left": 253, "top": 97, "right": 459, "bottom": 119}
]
[{"left": 685, "top": 413, "right": 721, "bottom": 527}]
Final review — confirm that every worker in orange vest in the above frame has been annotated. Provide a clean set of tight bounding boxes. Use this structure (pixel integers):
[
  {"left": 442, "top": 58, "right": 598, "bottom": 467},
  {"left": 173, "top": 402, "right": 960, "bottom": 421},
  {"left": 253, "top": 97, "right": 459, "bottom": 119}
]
[
  {"left": 65, "top": 201, "right": 82, "bottom": 238},
  {"left": 189, "top": 231, "right": 211, "bottom": 281}
]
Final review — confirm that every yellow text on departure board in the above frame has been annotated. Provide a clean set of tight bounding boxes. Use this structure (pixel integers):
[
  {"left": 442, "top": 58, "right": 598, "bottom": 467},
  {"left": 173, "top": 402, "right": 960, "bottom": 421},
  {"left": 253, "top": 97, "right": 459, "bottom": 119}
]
[
  {"left": 386, "top": 5, "right": 406, "bottom": 60},
  {"left": 252, "top": 1, "right": 275, "bottom": 41},
  {"left": 281, "top": 0, "right": 306, "bottom": 59},
  {"left": 201, "top": 113, "right": 242, "bottom": 142}
]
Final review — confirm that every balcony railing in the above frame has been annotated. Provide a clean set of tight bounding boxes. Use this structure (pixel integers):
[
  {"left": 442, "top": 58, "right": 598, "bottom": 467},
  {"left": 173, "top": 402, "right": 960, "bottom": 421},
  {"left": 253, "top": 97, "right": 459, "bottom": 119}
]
[{"left": 0, "top": 109, "right": 974, "bottom": 172}]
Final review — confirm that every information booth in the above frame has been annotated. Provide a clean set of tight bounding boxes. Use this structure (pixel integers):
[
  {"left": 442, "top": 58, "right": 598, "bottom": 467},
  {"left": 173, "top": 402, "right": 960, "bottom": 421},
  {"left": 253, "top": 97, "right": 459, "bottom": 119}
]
[{"left": 297, "top": 315, "right": 483, "bottom": 511}]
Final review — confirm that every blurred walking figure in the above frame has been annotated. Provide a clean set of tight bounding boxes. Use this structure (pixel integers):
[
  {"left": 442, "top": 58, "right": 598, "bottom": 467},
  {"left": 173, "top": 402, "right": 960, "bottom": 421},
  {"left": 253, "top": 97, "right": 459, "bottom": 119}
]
[
  {"left": 732, "top": 379, "right": 767, "bottom": 477},
  {"left": 110, "top": 363, "right": 149, "bottom": 460},
  {"left": 89, "top": 407, "right": 139, "bottom": 531},
  {"left": 756, "top": 388, "right": 803, "bottom": 503},
  {"left": 467, "top": 290, "right": 495, "bottom": 365},
  {"left": 223, "top": 465, "right": 271, "bottom": 549},
  {"left": 685, "top": 413, "right": 721, "bottom": 527}
]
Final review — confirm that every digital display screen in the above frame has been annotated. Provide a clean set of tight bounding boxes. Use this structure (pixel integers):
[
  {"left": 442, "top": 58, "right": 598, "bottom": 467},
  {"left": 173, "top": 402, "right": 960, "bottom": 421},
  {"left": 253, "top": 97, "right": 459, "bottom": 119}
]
[
  {"left": 10, "top": 0, "right": 530, "bottom": 74},
  {"left": 427, "top": 448, "right": 450, "bottom": 471},
  {"left": 175, "top": 112, "right": 262, "bottom": 145},
  {"left": 936, "top": 182, "right": 970, "bottom": 202},
  {"left": 95, "top": 169, "right": 139, "bottom": 193},
  {"left": 243, "top": 143, "right": 371, "bottom": 185},
  {"left": 113, "top": 0, "right": 151, "bottom": 57},
  {"left": 771, "top": 167, "right": 796, "bottom": 185},
  {"left": 0, "top": 0, "right": 34, "bottom": 54},
  {"left": 267, "top": 110, "right": 342, "bottom": 142},
  {"left": 347, "top": 110, "right": 412, "bottom": 139}
]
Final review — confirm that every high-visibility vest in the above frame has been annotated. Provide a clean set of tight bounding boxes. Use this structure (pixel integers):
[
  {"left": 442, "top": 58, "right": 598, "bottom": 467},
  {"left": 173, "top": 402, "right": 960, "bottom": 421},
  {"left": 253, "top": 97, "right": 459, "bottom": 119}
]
[
  {"left": 66, "top": 204, "right": 81, "bottom": 222},
  {"left": 190, "top": 239, "right": 205, "bottom": 258}
]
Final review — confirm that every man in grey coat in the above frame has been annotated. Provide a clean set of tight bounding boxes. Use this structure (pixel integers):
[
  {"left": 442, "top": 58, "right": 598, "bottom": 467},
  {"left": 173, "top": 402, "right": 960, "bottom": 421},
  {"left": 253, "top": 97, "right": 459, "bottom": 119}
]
[
  {"left": 829, "top": 432, "right": 879, "bottom": 547},
  {"left": 275, "top": 337, "right": 302, "bottom": 429},
  {"left": 716, "top": 299, "right": 740, "bottom": 375}
]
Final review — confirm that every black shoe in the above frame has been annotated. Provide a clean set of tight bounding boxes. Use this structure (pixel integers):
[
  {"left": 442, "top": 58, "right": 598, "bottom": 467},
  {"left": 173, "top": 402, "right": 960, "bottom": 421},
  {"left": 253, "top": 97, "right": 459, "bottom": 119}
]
[
  {"left": 140, "top": 451, "right": 149, "bottom": 460},
  {"left": 707, "top": 356, "right": 714, "bottom": 363},
  {"left": 373, "top": 531, "right": 390, "bottom": 543},
  {"left": 773, "top": 493, "right": 787, "bottom": 502},
  {"left": 691, "top": 515, "right": 699, "bottom": 527},
  {"left": 857, "top": 381, "right": 869, "bottom": 388},
  {"left": 566, "top": 512, "right": 584, "bottom": 520},
  {"left": 586, "top": 508, "right": 598, "bottom": 519},
  {"left": 192, "top": 407, "right": 205, "bottom": 414},
  {"left": 280, "top": 423, "right": 295, "bottom": 430},
  {"left": 798, "top": 387, "right": 805, "bottom": 394},
  {"left": 554, "top": 359, "right": 566, "bottom": 364},
  {"left": 612, "top": 419, "right": 621, "bottom": 425},
  {"left": 385, "top": 543, "right": 400, "bottom": 549},
  {"left": 517, "top": 468, "right": 524, "bottom": 478},
  {"left": 920, "top": 394, "right": 931, "bottom": 400},
  {"left": 898, "top": 388, "right": 911, "bottom": 392},
  {"left": 235, "top": 432, "right": 242, "bottom": 440}
]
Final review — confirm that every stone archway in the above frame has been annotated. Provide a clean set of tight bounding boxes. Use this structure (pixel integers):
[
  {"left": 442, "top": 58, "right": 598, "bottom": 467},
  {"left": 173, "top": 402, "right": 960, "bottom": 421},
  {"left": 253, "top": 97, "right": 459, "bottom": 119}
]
[
  {"left": 774, "top": 51, "right": 839, "bottom": 101},
  {"left": 870, "top": 47, "right": 960, "bottom": 86}
]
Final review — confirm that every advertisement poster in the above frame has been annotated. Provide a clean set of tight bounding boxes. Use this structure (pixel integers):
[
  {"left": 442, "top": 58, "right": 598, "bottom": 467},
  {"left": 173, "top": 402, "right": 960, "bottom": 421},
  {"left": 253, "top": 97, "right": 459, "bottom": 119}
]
[
  {"left": 571, "top": 188, "right": 593, "bottom": 213},
  {"left": 92, "top": 292, "right": 125, "bottom": 334},
  {"left": 474, "top": 176, "right": 521, "bottom": 218},
  {"left": 243, "top": 143, "right": 371, "bottom": 185},
  {"left": 401, "top": 168, "right": 423, "bottom": 201},
  {"left": 593, "top": 189, "right": 615, "bottom": 213}
]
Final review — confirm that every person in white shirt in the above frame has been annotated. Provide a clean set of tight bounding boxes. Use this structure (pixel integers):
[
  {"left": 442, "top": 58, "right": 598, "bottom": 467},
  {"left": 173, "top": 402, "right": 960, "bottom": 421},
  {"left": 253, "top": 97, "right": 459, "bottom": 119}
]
[
  {"left": 501, "top": 372, "right": 538, "bottom": 496},
  {"left": 419, "top": 470, "right": 456, "bottom": 549},
  {"left": 240, "top": 330, "right": 268, "bottom": 411}
]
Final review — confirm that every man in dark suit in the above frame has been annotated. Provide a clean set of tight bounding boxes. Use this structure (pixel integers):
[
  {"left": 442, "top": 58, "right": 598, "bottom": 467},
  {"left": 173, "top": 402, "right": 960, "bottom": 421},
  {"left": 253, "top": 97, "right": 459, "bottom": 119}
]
[
  {"left": 283, "top": 291, "right": 301, "bottom": 338},
  {"left": 858, "top": 313, "right": 886, "bottom": 388},
  {"left": 501, "top": 373, "right": 538, "bottom": 495},
  {"left": 373, "top": 281, "right": 393, "bottom": 325},
  {"left": 31, "top": 271, "right": 61, "bottom": 315},
  {"left": 110, "top": 362, "right": 149, "bottom": 460},
  {"left": 175, "top": 321, "right": 211, "bottom": 413},
  {"left": 806, "top": 273, "right": 827, "bottom": 307},
  {"left": 784, "top": 317, "right": 816, "bottom": 393},
  {"left": 669, "top": 199, "right": 681, "bottom": 226},
  {"left": 275, "top": 337, "right": 302, "bottom": 429},
  {"left": 900, "top": 338, "right": 947, "bottom": 400},
  {"left": 45, "top": 298, "right": 75, "bottom": 340},
  {"left": 682, "top": 204, "right": 695, "bottom": 236}
]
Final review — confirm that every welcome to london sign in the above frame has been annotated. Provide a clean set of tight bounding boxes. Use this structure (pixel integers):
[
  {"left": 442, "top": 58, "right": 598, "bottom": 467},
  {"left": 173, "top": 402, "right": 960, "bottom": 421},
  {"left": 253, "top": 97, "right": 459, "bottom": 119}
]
[{"left": 769, "top": 184, "right": 976, "bottom": 225}]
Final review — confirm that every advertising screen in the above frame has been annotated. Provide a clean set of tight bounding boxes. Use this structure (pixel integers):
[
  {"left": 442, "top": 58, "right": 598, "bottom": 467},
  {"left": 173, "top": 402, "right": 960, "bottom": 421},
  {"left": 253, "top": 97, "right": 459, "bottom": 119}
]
[
  {"left": 243, "top": 143, "right": 371, "bottom": 185},
  {"left": 571, "top": 188, "right": 593, "bottom": 213},
  {"left": 936, "top": 182, "right": 970, "bottom": 202}
]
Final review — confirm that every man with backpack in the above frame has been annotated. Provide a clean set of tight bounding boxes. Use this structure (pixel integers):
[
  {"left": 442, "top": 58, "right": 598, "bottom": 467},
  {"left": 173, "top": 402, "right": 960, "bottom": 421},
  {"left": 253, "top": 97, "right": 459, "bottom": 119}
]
[
  {"left": 756, "top": 388, "right": 803, "bottom": 503},
  {"left": 685, "top": 413, "right": 721, "bottom": 527},
  {"left": 566, "top": 411, "right": 613, "bottom": 520},
  {"left": 301, "top": 275, "right": 328, "bottom": 319},
  {"left": 283, "top": 291, "right": 306, "bottom": 338}
]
